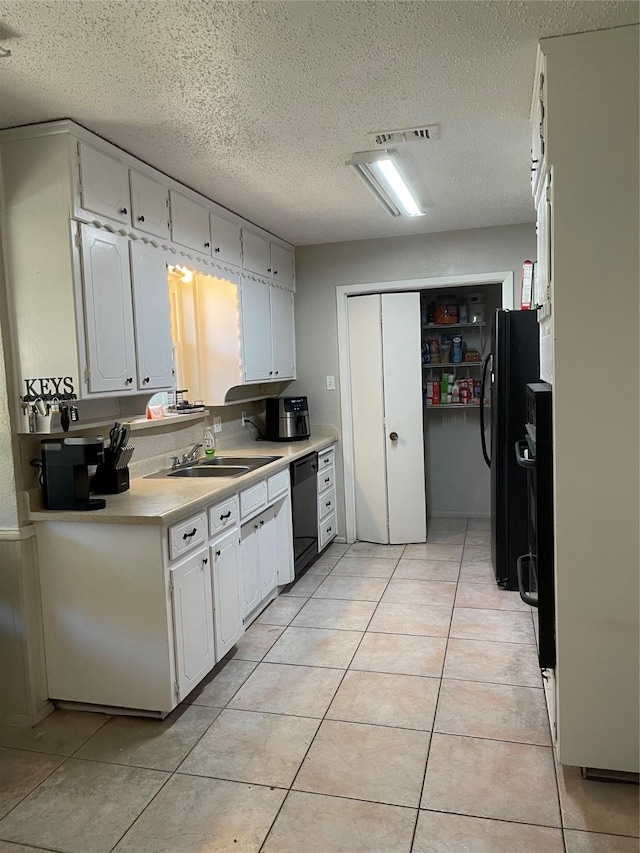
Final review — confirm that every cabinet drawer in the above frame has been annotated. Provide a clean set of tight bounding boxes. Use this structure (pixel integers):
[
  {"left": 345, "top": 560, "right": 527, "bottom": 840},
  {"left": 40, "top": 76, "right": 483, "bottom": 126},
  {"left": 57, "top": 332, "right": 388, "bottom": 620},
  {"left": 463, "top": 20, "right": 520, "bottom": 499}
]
[
  {"left": 240, "top": 479, "right": 268, "bottom": 520},
  {"left": 318, "top": 486, "right": 336, "bottom": 522},
  {"left": 209, "top": 495, "right": 239, "bottom": 537},
  {"left": 268, "top": 469, "right": 290, "bottom": 502},
  {"left": 169, "top": 511, "right": 208, "bottom": 561},
  {"left": 318, "top": 447, "right": 335, "bottom": 472},
  {"left": 319, "top": 512, "right": 337, "bottom": 551},
  {"left": 317, "top": 466, "right": 334, "bottom": 494}
]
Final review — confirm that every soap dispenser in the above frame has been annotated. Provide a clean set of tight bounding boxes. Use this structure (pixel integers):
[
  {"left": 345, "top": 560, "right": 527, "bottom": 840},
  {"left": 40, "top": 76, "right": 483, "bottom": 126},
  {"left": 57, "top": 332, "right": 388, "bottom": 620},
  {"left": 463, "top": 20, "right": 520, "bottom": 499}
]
[{"left": 203, "top": 425, "right": 216, "bottom": 457}]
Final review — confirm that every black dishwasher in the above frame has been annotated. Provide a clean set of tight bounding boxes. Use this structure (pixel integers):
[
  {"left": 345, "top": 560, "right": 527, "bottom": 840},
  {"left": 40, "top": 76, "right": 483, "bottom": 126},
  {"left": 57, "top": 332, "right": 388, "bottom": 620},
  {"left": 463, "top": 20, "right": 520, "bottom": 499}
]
[{"left": 290, "top": 452, "right": 318, "bottom": 576}]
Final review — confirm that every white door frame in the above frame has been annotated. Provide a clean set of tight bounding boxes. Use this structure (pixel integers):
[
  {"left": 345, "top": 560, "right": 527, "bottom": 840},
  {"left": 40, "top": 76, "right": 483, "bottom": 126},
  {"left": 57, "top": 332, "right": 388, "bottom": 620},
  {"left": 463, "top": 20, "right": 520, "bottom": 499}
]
[{"left": 337, "top": 271, "right": 514, "bottom": 543}]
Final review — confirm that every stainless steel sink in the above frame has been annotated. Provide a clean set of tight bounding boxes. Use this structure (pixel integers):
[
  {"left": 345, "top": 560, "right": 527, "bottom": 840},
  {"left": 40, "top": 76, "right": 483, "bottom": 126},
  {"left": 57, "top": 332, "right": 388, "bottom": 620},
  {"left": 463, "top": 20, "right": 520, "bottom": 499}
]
[
  {"left": 167, "top": 466, "right": 250, "bottom": 479},
  {"left": 198, "top": 455, "right": 282, "bottom": 468},
  {"left": 144, "top": 454, "right": 283, "bottom": 480}
]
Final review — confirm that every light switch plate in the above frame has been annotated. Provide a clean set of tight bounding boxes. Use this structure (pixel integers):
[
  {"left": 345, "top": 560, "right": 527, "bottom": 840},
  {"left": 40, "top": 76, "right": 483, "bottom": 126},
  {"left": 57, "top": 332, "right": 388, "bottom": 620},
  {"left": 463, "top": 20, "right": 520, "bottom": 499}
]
[
  {"left": 326, "top": 375, "right": 336, "bottom": 391},
  {"left": 213, "top": 416, "right": 222, "bottom": 433}
]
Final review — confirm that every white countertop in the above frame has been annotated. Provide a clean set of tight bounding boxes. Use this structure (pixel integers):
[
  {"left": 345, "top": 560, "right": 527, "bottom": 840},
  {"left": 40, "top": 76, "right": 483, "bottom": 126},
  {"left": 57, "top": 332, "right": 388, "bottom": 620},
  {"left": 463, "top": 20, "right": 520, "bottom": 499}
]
[{"left": 29, "top": 436, "right": 336, "bottom": 526}]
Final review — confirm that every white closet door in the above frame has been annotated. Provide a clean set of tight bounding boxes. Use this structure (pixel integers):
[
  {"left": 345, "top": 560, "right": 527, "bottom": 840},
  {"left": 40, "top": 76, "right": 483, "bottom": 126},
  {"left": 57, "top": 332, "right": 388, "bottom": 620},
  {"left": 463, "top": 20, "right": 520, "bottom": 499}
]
[
  {"left": 381, "top": 292, "right": 427, "bottom": 544},
  {"left": 348, "top": 294, "right": 388, "bottom": 543}
]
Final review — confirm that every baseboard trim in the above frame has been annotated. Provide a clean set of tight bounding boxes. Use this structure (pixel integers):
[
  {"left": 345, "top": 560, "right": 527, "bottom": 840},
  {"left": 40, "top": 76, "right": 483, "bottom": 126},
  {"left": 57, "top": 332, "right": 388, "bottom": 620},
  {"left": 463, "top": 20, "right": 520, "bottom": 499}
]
[
  {"left": 0, "top": 525, "right": 36, "bottom": 541},
  {"left": 0, "top": 700, "right": 55, "bottom": 728}
]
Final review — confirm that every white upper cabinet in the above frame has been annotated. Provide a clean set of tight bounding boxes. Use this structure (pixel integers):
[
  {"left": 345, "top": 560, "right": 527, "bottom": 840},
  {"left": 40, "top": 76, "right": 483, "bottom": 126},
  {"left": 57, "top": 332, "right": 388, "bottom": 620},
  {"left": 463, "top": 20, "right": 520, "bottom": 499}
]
[
  {"left": 170, "top": 191, "right": 211, "bottom": 253},
  {"left": 78, "top": 143, "right": 131, "bottom": 225},
  {"left": 130, "top": 171, "right": 170, "bottom": 240},
  {"left": 130, "top": 242, "right": 175, "bottom": 390},
  {"left": 210, "top": 212, "right": 242, "bottom": 267},
  {"left": 270, "top": 285, "right": 296, "bottom": 380},
  {"left": 270, "top": 244, "right": 294, "bottom": 287},
  {"left": 242, "top": 230, "right": 271, "bottom": 277},
  {"left": 80, "top": 225, "right": 137, "bottom": 394},
  {"left": 241, "top": 277, "right": 273, "bottom": 382}
]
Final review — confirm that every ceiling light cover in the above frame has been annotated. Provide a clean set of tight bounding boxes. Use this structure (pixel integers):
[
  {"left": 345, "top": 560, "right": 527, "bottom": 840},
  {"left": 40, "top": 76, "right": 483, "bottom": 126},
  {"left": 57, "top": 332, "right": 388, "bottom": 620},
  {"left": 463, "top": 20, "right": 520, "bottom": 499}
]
[{"left": 347, "top": 150, "right": 424, "bottom": 217}]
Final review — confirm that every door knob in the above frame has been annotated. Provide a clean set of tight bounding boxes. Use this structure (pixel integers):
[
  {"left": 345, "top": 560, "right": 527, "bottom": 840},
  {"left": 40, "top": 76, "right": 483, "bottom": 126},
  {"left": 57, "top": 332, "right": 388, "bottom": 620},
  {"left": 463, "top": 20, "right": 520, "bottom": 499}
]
[{"left": 389, "top": 432, "right": 398, "bottom": 441}]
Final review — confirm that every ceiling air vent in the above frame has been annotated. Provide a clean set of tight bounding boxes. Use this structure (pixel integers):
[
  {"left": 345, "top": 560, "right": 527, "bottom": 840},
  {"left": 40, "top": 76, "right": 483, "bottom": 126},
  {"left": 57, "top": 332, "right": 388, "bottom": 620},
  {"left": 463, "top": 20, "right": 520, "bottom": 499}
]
[
  {"left": 367, "top": 124, "right": 440, "bottom": 147},
  {"left": 367, "top": 131, "right": 403, "bottom": 147}
]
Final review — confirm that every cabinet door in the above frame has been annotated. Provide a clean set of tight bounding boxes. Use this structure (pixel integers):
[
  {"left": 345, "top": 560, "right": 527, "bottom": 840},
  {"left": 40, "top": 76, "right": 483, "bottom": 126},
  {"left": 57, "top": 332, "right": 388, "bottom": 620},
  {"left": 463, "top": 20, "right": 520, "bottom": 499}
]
[
  {"left": 258, "top": 507, "right": 278, "bottom": 599},
  {"left": 211, "top": 530, "right": 244, "bottom": 659},
  {"left": 170, "top": 548, "right": 215, "bottom": 701},
  {"left": 242, "top": 230, "right": 271, "bottom": 277},
  {"left": 241, "top": 520, "right": 261, "bottom": 618},
  {"left": 274, "top": 494, "right": 295, "bottom": 585},
  {"left": 80, "top": 224, "right": 137, "bottom": 393},
  {"left": 130, "top": 242, "right": 175, "bottom": 390},
  {"left": 241, "top": 277, "right": 272, "bottom": 382},
  {"left": 130, "top": 171, "right": 170, "bottom": 240},
  {"left": 270, "top": 285, "right": 296, "bottom": 380},
  {"left": 270, "top": 244, "right": 294, "bottom": 287},
  {"left": 170, "top": 191, "right": 211, "bottom": 253},
  {"left": 78, "top": 143, "right": 130, "bottom": 225},
  {"left": 210, "top": 212, "right": 242, "bottom": 267}
]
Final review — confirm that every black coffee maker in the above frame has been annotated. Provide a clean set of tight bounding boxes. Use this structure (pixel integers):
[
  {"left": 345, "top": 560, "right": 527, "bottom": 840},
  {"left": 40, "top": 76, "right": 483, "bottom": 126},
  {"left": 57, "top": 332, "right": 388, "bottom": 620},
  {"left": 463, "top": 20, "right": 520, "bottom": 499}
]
[{"left": 40, "top": 437, "right": 106, "bottom": 511}]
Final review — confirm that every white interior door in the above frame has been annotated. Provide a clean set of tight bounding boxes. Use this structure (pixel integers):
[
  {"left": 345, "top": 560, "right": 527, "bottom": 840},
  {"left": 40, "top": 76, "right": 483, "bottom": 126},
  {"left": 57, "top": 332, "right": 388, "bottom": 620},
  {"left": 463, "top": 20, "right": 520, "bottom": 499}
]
[
  {"left": 381, "top": 292, "right": 427, "bottom": 543},
  {"left": 348, "top": 294, "right": 388, "bottom": 543}
]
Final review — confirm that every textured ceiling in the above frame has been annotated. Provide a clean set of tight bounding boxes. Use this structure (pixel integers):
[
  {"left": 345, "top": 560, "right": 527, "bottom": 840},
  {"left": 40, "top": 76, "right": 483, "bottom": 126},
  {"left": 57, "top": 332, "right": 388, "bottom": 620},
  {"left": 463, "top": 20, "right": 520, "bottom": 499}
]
[{"left": 0, "top": 1, "right": 637, "bottom": 245}]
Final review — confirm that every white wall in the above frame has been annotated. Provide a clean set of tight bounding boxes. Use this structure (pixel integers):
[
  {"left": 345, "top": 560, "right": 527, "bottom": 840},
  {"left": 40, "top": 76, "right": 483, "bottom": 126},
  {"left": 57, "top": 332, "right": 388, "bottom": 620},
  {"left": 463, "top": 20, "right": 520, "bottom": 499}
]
[{"left": 291, "top": 222, "right": 536, "bottom": 534}]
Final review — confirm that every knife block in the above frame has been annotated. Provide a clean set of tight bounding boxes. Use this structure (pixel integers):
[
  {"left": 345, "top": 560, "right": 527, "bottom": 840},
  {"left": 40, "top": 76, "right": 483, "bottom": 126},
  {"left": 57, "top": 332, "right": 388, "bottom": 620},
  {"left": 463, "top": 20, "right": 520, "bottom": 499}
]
[{"left": 91, "top": 450, "right": 130, "bottom": 494}]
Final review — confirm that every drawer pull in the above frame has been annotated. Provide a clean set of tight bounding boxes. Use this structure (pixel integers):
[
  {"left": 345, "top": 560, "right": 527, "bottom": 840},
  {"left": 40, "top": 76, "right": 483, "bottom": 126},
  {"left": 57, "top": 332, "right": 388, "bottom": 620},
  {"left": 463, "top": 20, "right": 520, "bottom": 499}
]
[
  {"left": 182, "top": 527, "right": 197, "bottom": 540},
  {"left": 260, "top": 519, "right": 264, "bottom": 526},
  {"left": 324, "top": 476, "right": 330, "bottom": 483},
  {"left": 215, "top": 550, "right": 221, "bottom": 557},
  {"left": 220, "top": 510, "right": 232, "bottom": 520},
  {"left": 326, "top": 526, "right": 332, "bottom": 534},
  {"left": 203, "top": 557, "right": 208, "bottom": 565},
  {"left": 326, "top": 501, "right": 331, "bottom": 507}
]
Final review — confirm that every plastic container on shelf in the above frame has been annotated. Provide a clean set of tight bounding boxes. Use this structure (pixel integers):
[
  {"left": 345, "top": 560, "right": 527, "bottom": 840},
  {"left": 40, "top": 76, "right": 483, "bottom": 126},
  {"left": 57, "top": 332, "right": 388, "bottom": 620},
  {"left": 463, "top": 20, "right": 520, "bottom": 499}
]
[
  {"left": 435, "top": 295, "right": 459, "bottom": 325},
  {"left": 466, "top": 292, "right": 485, "bottom": 324}
]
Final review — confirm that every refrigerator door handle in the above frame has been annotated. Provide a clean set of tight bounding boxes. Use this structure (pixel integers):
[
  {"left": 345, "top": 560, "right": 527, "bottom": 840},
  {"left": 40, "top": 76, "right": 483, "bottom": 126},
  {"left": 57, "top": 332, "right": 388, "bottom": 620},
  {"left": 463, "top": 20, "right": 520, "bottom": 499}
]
[
  {"left": 480, "top": 353, "right": 492, "bottom": 467},
  {"left": 515, "top": 440, "right": 536, "bottom": 469},
  {"left": 516, "top": 553, "right": 538, "bottom": 607}
]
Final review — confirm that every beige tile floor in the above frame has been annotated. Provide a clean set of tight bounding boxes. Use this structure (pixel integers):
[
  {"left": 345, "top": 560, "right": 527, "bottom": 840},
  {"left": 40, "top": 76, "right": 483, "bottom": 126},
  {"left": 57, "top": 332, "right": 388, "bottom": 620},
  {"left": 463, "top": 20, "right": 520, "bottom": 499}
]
[{"left": 0, "top": 517, "right": 638, "bottom": 853}]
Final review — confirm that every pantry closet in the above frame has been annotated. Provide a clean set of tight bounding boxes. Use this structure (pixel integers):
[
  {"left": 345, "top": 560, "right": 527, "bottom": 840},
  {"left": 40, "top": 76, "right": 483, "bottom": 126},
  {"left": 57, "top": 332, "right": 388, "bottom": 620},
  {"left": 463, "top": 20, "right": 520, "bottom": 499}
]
[{"left": 340, "top": 275, "right": 507, "bottom": 544}]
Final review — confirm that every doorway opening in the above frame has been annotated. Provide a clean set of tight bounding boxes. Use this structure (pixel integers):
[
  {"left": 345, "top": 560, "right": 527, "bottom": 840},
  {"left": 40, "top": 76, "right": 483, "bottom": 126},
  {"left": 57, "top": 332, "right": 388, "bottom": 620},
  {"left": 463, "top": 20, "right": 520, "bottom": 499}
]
[{"left": 337, "top": 271, "right": 514, "bottom": 543}]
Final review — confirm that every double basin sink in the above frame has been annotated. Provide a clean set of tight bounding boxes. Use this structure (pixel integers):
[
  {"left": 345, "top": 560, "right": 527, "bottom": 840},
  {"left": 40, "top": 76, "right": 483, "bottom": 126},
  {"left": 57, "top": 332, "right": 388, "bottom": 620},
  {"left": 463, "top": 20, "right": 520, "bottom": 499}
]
[{"left": 147, "top": 456, "right": 282, "bottom": 480}]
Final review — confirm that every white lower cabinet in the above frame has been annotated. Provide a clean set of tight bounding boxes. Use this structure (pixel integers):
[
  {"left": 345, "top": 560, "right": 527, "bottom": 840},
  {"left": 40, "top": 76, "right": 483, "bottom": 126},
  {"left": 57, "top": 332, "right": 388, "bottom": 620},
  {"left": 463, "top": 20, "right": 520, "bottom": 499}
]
[
  {"left": 35, "top": 460, "right": 302, "bottom": 715},
  {"left": 170, "top": 546, "right": 215, "bottom": 702},
  {"left": 211, "top": 529, "right": 244, "bottom": 659},
  {"left": 241, "top": 518, "right": 262, "bottom": 618},
  {"left": 241, "top": 505, "right": 278, "bottom": 619}
]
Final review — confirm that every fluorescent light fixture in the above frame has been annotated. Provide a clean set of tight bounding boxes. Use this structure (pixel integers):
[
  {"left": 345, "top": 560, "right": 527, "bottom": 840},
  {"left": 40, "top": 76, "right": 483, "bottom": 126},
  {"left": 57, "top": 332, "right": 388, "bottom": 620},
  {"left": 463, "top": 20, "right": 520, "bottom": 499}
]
[{"left": 347, "top": 149, "right": 424, "bottom": 217}]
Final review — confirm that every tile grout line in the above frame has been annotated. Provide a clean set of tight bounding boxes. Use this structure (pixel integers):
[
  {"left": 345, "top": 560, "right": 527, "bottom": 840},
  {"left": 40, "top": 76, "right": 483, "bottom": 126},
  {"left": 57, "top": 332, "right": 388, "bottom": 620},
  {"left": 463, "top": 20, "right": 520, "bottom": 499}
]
[
  {"left": 0, "top": 710, "right": 116, "bottom": 831},
  {"left": 257, "top": 540, "right": 407, "bottom": 853},
  {"left": 409, "top": 516, "right": 468, "bottom": 851}
]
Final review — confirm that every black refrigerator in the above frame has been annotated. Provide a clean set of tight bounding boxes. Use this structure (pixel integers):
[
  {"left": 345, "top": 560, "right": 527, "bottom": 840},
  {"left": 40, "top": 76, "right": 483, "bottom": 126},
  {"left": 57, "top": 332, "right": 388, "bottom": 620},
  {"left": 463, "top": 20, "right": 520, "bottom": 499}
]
[{"left": 480, "top": 310, "right": 540, "bottom": 590}]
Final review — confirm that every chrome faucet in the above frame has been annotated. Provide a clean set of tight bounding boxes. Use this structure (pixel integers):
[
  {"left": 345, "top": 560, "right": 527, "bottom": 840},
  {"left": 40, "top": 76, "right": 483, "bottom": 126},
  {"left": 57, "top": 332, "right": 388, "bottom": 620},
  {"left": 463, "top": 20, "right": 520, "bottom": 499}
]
[{"left": 182, "top": 443, "right": 203, "bottom": 465}]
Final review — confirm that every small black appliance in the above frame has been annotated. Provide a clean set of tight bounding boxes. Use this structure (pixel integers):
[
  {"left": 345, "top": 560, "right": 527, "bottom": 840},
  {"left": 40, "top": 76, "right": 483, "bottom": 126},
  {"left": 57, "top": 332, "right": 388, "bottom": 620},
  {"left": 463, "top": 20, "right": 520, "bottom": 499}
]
[
  {"left": 265, "top": 397, "right": 310, "bottom": 441},
  {"left": 40, "top": 436, "right": 106, "bottom": 511}
]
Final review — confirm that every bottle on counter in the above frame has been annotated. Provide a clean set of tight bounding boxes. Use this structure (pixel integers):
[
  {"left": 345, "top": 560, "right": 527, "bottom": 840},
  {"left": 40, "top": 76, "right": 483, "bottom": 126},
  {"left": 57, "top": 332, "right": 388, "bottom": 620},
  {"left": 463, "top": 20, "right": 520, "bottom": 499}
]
[{"left": 203, "top": 425, "right": 216, "bottom": 456}]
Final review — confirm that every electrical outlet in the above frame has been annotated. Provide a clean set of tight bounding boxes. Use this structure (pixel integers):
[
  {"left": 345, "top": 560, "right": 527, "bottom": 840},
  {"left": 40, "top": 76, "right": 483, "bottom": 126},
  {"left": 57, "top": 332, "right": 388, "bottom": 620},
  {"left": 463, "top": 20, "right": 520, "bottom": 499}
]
[
  {"left": 213, "top": 416, "right": 222, "bottom": 434},
  {"left": 241, "top": 411, "right": 247, "bottom": 428},
  {"left": 326, "top": 375, "right": 336, "bottom": 391}
]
